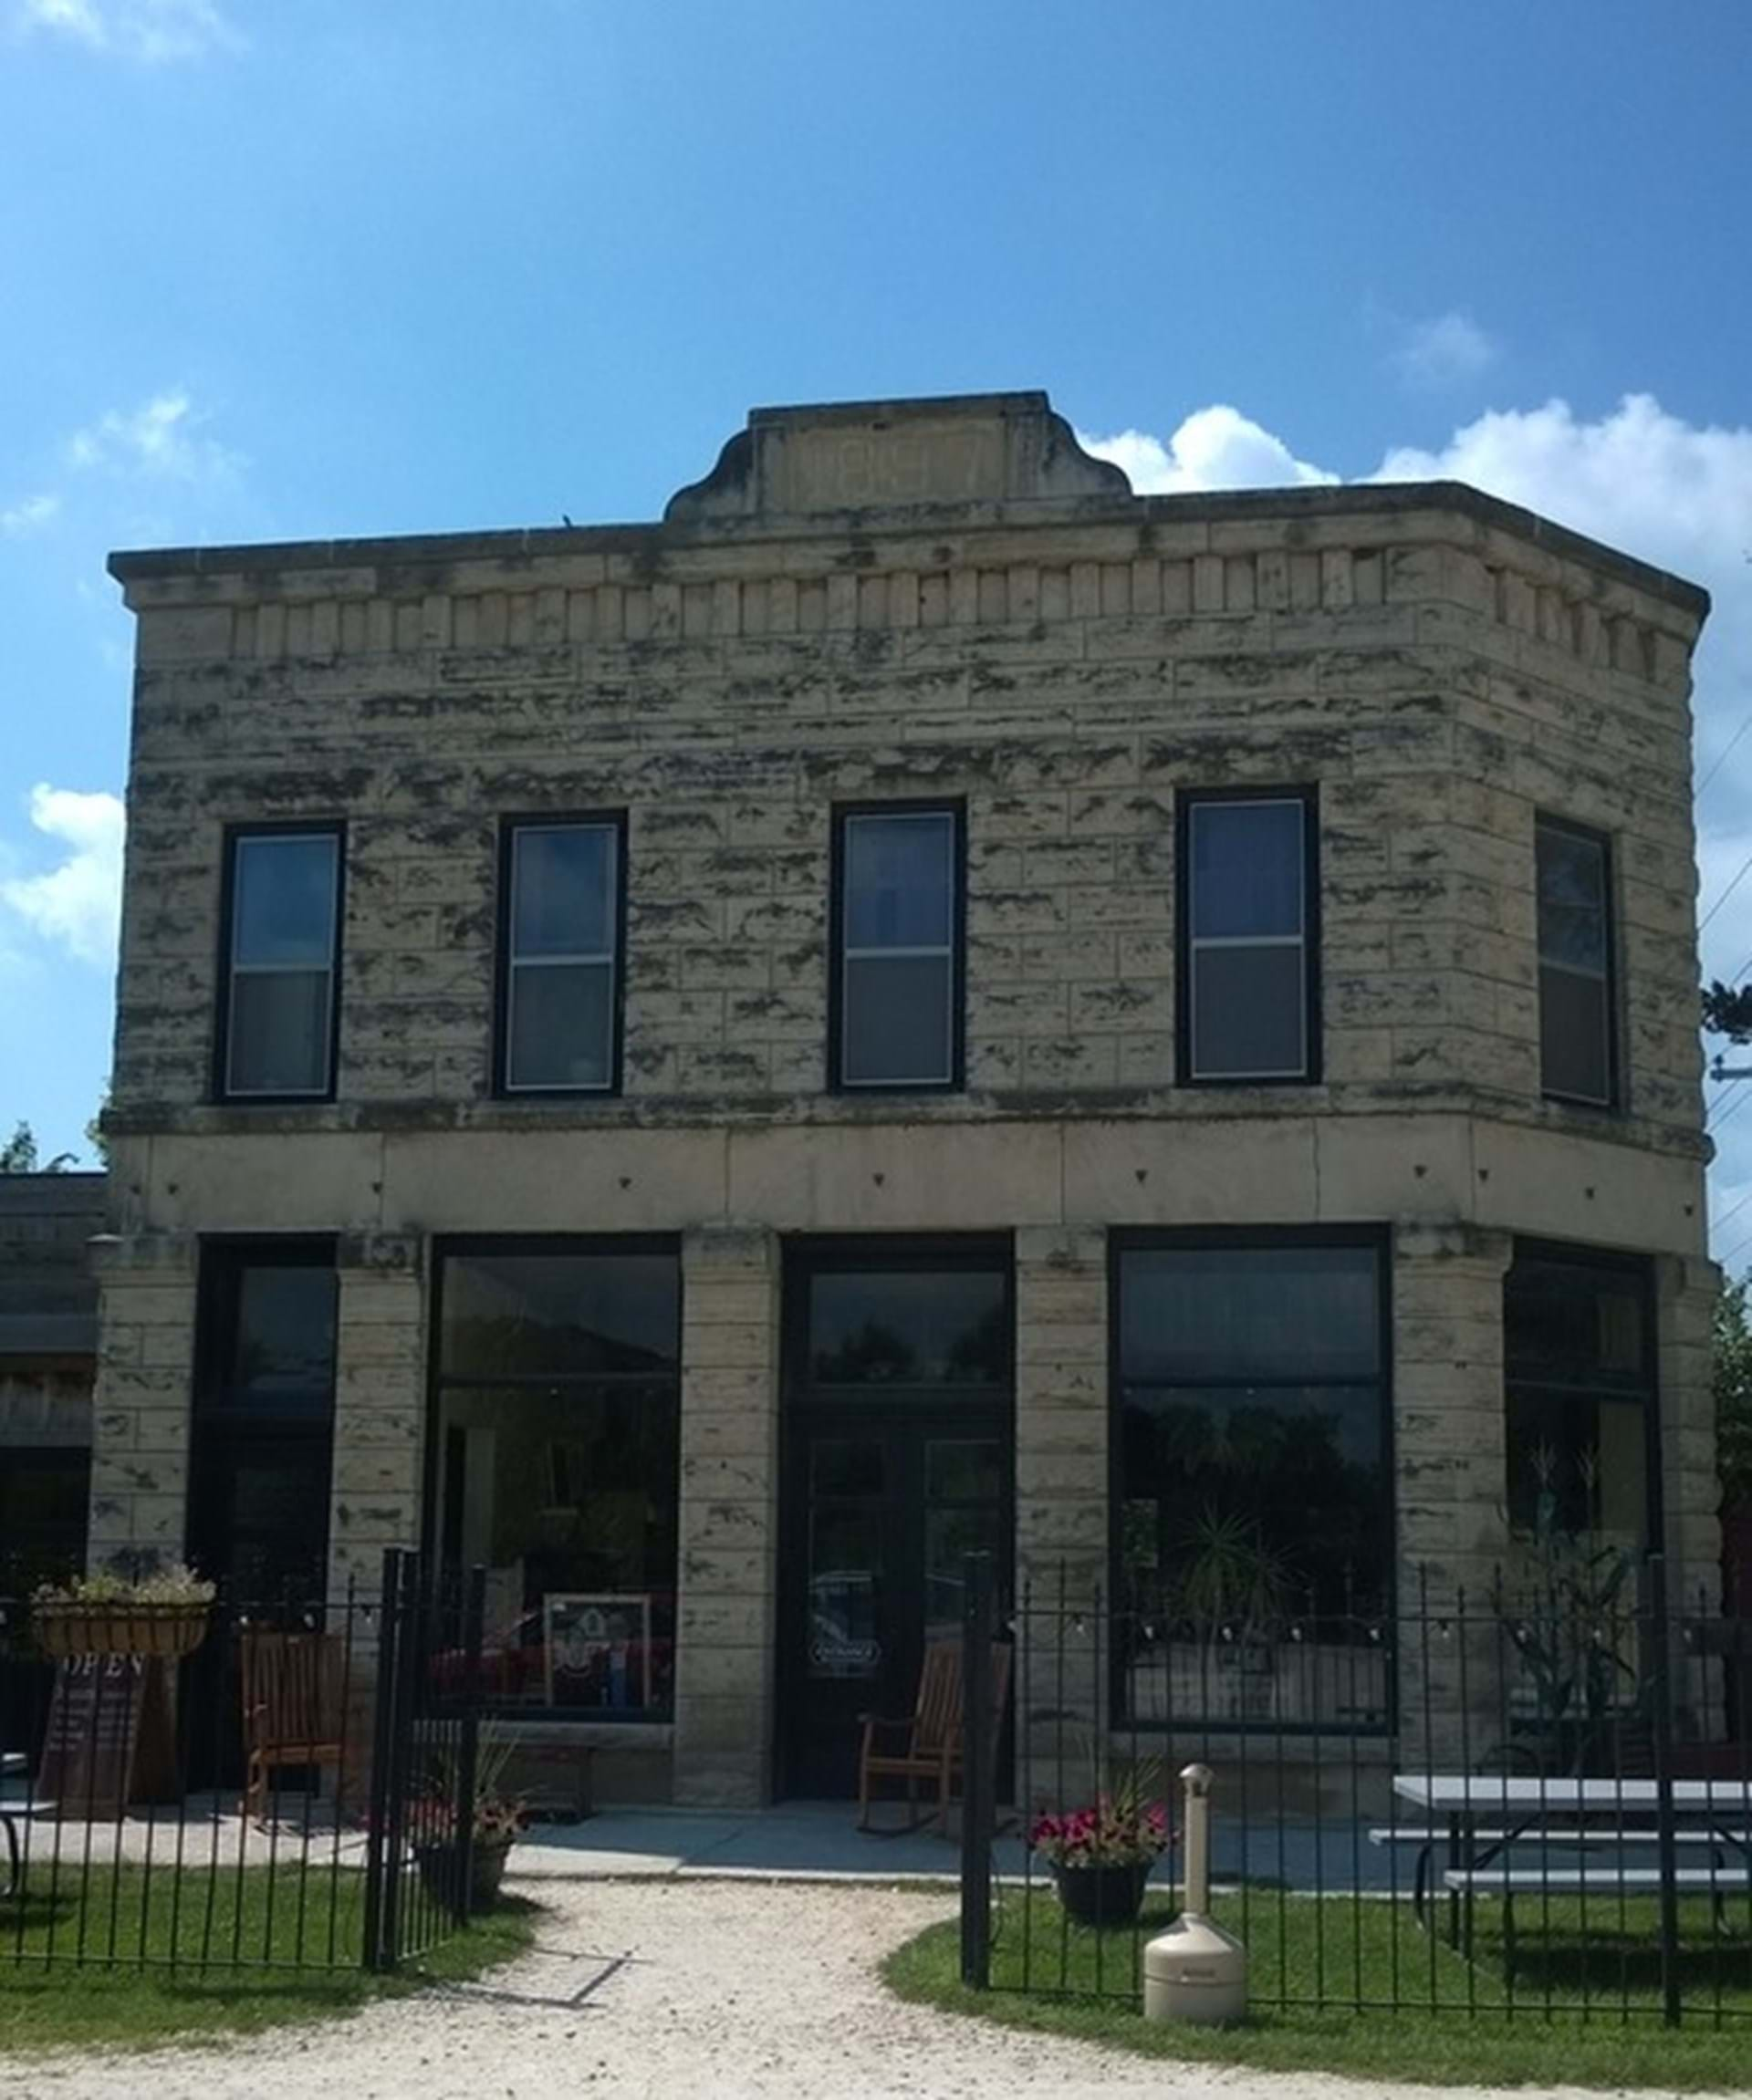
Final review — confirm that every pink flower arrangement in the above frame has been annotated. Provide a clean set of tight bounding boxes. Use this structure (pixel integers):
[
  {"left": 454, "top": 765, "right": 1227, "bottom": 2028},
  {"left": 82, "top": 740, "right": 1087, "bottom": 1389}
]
[{"left": 1029, "top": 1795, "right": 1170, "bottom": 1868}]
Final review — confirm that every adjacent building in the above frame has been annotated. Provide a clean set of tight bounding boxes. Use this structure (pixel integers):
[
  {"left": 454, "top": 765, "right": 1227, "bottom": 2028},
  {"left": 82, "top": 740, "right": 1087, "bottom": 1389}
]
[
  {"left": 90, "top": 390, "right": 1716, "bottom": 1804},
  {"left": 1, "top": 1171, "right": 104, "bottom": 1588}
]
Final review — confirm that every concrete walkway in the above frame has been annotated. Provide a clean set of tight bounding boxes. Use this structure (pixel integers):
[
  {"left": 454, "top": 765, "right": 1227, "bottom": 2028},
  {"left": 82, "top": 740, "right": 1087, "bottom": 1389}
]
[{"left": 513, "top": 1800, "right": 1400, "bottom": 1893}]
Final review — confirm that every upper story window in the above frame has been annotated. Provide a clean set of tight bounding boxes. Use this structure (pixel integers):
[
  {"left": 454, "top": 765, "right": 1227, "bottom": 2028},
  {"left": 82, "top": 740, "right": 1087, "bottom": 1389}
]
[
  {"left": 1178, "top": 790, "right": 1319, "bottom": 1084},
  {"left": 1536, "top": 815, "right": 1616, "bottom": 1108},
  {"left": 831, "top": 804, "right": 964, "bottom": 1091},
  {"left": 219, "top": 828, "right": 342, "bottom": 1101},
  {"left": 498, "top": 817, "right": 623, "bottom": 1095}
]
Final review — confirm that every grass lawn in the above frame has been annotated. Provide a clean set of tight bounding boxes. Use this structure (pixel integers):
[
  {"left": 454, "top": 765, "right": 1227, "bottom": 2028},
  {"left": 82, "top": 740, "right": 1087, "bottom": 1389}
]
[
  {"left": 0, "top": 1863, "right": 536, "bottom": 2053},
  {"left": 883, "top": 1885, "right": 1752, "bottom": 2090}
]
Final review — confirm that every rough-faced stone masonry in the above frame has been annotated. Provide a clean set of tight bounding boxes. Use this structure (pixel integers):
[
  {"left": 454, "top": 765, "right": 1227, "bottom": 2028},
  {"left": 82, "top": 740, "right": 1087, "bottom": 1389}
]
[{"left": 94, "top": 392, "right": 1715, "bottom": 1802}]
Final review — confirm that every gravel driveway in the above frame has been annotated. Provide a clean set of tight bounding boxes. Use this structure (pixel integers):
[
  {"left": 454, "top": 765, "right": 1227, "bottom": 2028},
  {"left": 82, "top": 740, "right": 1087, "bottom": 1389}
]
[{"left": 7, "top": 1877, "right": 1736, "bottom": 2100}]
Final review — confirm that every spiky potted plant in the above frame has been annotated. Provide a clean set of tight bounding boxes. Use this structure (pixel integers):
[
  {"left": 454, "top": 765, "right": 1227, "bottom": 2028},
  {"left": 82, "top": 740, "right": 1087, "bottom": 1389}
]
[{"left": 412, "top": 1728, "right": 527, "bottom": 1914}]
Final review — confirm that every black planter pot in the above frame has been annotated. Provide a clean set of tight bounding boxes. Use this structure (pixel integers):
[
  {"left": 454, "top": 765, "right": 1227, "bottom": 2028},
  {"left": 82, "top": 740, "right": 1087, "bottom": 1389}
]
[
  {"left": 412, "top": 1835, "right": 514, "bottom": 1916},
  {"left": 1048, "top": 1858, "right": 1153, "bottom": 1927}
]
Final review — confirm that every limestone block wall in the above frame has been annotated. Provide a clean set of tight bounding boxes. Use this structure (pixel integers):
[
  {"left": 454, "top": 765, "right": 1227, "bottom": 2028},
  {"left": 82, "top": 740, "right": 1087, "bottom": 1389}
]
[
  {"left": 85, "top": 1231, "right": 197, "bottom": 1575},
  {"left": 328, "top": 1232, "right": 426, "bottom": 1608},
  {"left": 108, "top": 484, "right": 1705, "bottom": 1178},
  {"left": 673, "top": 1224, "right": 781, "bottom": 1805}
]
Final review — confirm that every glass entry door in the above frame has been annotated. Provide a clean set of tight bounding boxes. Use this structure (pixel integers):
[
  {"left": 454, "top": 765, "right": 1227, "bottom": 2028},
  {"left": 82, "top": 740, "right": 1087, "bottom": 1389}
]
[{"left": 777, "top": 1242, "right": 1013, "bottom": 1799}]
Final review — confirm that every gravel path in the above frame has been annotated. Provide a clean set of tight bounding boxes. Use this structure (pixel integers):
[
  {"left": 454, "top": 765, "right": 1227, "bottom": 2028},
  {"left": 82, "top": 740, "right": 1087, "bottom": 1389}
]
[{"left": 6, "top": 1877, "right": 1736, "bottom": 2100}]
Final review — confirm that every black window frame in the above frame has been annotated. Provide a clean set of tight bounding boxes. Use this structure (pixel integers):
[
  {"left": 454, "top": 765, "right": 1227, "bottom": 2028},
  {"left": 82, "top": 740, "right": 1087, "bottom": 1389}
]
[
  {"left": 493, "top": 811, "right": 629, "bottom": 1100},
  {"left": 828, "top": 799, "right": 967, "bottom": 1096},
  {"left": 1534, "top": 811, "right": 1620, "bottom": 1112},
  {"left": 1175, "top": 785, "right": 1322, "bottom": 1087},
  {"left": 1107, "top": 1223, "right": 1394, "bottom": 1736},
  {"left": 423, "top": 1232, "right": 683, "bottom": 1725},
  {"left": 214, "top": 821, "right": 346, "bottom": 1106}
]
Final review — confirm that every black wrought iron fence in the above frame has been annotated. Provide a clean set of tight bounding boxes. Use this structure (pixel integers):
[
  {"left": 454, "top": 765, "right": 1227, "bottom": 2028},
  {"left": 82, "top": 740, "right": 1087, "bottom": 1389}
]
[
  {"left": 960, "top": 1553, "right": 1752, "bottom": 2029},
  {"left": 0, "top": 1547, "right": 486, "bottom": 1977}
]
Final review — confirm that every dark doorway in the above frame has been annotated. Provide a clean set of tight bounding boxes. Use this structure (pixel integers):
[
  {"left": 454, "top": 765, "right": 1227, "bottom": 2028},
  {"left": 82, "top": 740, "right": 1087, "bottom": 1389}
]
[
  {"left": 777, "top": 1239, "right": 1013, "bottom": 1799},
  {"left": 185, "top": 1240, "right": 338, "bottom": 1789}
]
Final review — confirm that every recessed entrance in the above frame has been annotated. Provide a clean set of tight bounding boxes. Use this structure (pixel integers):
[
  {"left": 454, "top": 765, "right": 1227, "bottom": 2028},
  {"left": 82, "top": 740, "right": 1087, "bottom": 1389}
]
[{"left": 777, "top": 1239, "right": 1013, "bottom": 1799}]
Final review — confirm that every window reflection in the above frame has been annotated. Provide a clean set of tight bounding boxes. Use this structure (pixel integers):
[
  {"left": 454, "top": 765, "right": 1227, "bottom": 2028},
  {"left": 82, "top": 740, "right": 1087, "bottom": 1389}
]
[
  {"left": 1505, "top": 1245, "right": 1653, "bottom": 1548},
  {"left": 433, "top": 1246, "right": 680, "bottom": 1719},
  {"left": 807, "top": 1268, "right": 1007, "bottom": 1388}
]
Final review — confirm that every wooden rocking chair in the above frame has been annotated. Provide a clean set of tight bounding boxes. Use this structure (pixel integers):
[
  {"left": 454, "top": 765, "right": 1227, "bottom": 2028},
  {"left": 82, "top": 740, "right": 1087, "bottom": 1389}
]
[
  {"left": 239, "top": 1628, "right": 346, "bottom": 1823},
  {"left": 857, "top": 1637, "right": 1013, "bottom": 1835}
]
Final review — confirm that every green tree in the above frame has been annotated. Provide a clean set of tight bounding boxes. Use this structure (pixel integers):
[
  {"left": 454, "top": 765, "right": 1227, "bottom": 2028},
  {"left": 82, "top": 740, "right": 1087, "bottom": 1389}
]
[
  {"left": 85, "top": 1081, "right": 111, "bottom": 1170},
  {"left": 0, "top": 1122, "right": 78, "bottom": 1174},
  {"left": 1716, "top": 1275, "right": 1752, "bottom": 1510}
]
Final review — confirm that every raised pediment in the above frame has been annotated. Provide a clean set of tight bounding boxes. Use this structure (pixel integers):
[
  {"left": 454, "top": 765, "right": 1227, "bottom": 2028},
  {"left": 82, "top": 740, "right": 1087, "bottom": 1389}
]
[{"left": 665, "top": 390, "right": 1132, "bottom": 525}]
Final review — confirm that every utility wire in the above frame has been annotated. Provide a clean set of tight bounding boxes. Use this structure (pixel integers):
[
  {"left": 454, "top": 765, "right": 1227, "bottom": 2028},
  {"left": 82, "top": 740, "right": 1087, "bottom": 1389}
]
[
  {"left": 1712, "top": 1185, "right": 1752, "bottom": 1238},
  {"left": 1711, "top": 1086, "right": 1752, "bottom": 1137},
  {"left": 1698, "top": 712, "right": 1752, "bottom": 801},
  {"left": 1699, "top": 847, "right": 1752, "bottom": 935}
]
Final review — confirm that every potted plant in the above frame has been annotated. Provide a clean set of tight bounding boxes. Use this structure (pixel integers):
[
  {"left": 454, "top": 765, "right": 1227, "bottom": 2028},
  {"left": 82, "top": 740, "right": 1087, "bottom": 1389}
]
[
  {"left": 33, "top": 1564, "right": 216, "bottom": 1661},
  {"left": 412, "top": 1728, "right": 527, "bottom": 1915},
  {"left": 1030, "top": 1758, "right": 1171, "bottom": 1927}
]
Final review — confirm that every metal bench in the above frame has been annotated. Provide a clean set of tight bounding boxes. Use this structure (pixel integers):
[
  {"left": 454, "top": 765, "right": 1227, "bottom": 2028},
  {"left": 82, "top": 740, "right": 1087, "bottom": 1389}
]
[{"left": 1370, "top": 1824, "right": 1752, "bottom": 1919}]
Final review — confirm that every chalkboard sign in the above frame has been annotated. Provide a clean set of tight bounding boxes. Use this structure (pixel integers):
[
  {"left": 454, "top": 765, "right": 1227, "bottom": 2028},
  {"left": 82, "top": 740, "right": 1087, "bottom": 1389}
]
[{"left": 37, "top": 1656, "right": 176, "bottom": 1814}]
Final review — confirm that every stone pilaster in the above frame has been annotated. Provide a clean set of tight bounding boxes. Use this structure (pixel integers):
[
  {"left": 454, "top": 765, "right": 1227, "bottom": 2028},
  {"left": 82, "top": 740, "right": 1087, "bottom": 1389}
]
[
  {"left": 327, "top": 1232, "right": 427, "bottom": 1609},
  {"left": 1392, "top": 1222, "right": 1513, "bottom": 1764},
  {"left": 86, "top": 1231, "right": 198, "bottom": 1576},
  {"left": 673, "top": 1223, "right": 781, "bottom": 1806},
  {"left": 1654, "top": 1253, "right": 1721, "bottom": 1608},
  {"left": 1014, "top": 1224, "right": 1108, "bottom": 1793}
]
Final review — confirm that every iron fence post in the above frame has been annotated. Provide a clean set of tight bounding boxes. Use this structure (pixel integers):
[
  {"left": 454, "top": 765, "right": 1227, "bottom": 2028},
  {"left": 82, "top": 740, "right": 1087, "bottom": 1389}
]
[
  {"left": 360, "top": 1548, "right": 402, "bottom": 1974},
  {"left": 452, "top": 1565, "right": 487, "bottom": 1925},
  {"left": 960, "top": 1550, "right": 996, "bottom": 1990},
  {"left": 1648, "top": 1552, "right": 1682, "bottom": 2028}
]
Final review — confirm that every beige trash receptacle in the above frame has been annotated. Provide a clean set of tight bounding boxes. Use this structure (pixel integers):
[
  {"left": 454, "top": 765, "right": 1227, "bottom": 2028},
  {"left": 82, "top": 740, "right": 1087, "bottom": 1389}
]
[{"left": 1142, "top": 1762, "right": 1247, "bottom": 2025}]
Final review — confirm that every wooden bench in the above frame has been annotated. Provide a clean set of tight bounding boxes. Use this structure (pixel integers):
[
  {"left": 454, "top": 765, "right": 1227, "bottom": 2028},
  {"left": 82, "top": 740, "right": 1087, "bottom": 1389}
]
[{"left": 240, "top": 1629, "right": 346, "bottom": 1823}]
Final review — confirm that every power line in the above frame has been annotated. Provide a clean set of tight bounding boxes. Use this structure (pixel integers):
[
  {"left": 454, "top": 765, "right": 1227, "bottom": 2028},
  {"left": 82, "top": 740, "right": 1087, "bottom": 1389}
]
[
  {"left": 1699, "top": 846, "right": 1752, "bottom": 935},
  {"left": 1712, "top": 1185, "right": 1752, "bottom": 1238},
  {"left": 1698, "top": 712, "right": 1752, "bottom": 801},
  {"left": 1711, "top": 1086, "right": 1752, "bottom": 1137}
]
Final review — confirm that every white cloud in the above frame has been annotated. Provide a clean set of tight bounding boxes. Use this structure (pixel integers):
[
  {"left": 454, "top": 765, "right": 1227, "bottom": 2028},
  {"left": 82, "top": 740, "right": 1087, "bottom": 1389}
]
[
  {"left": 15, "top": 0, "right": 238, "bottom": 61},
  {"left": 68, "top": 389, "right": 243, "bottom": 484},
  {"left": 1079, "top": 406, "right": 1338, "bottom": 496},
  {"left": 1392, "top": 310, "right": 1497, "bottom": 390},
  {"left": 0, "top": 785, "right": 125, "bottom": 968},
  {"left": 0, "top": 492, "right": 59, "bottom": 536}
]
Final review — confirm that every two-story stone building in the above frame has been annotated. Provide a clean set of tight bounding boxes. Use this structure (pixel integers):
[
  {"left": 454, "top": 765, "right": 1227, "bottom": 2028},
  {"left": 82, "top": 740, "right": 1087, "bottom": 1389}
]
[{"left": 91, "top": 390, "right": 1716, "bottom": 1804}]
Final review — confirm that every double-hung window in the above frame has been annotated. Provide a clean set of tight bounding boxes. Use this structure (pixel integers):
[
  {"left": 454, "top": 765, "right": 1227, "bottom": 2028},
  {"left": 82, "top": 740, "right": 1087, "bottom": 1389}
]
[
  {"left": 220, "top": 827, "right": 342, "bottom": 1100},
  {"left": 1179, "top": 790, "right": 1319, "bottom": 1082},
  {"left": 832, "top": 804, "right": 963, "bottom": 1090},
  {"left": 1535, "top": 815, "right": 1616, "bottom": 1107},
  {"left": 499, "top": 817, "right": 623, "bottom": 1094}
]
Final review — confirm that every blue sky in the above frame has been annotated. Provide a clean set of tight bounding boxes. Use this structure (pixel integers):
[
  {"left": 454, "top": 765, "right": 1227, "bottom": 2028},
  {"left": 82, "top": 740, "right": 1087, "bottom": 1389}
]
[{"left": 3, "top": 0, "right": 1751, "bottom": 1251}]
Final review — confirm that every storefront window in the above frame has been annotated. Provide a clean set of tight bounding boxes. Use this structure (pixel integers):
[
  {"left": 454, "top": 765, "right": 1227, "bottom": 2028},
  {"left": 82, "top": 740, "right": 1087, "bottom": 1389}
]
[
  {"left": 1113, "top": 1236, "right": 1391, "bottom": 1728},
  {"left": 433, "top": 1243, "right": 680, "bottom": 1719},
  {"left": 1505, "top": 1244, "right": 1654, "bottom": 1549}
]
